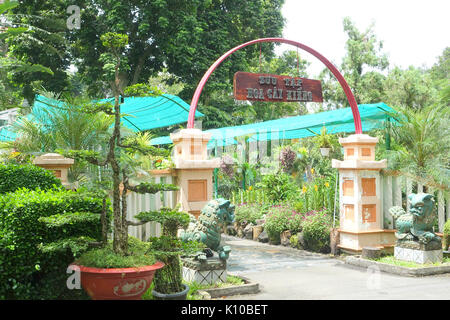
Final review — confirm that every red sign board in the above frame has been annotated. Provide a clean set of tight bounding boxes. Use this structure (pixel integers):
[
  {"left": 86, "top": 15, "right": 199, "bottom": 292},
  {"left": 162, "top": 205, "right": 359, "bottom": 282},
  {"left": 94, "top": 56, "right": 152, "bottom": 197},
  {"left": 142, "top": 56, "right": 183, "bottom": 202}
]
[{"left": 233, "top": 72, "right": 323, "bottom": 103}]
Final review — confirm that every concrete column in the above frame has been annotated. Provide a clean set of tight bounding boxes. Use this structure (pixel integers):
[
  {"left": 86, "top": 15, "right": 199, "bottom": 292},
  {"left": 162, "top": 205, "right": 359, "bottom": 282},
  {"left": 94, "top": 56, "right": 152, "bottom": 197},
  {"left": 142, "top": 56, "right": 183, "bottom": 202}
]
[
  {"left": 332, "top": 134, "right": 396, "bottom": 254},
  {"left": 33, "top": 153, "right": 74, "bottom": 189},
  {"left": 170, "top": 129, "right": 220, "bottom": 219}
]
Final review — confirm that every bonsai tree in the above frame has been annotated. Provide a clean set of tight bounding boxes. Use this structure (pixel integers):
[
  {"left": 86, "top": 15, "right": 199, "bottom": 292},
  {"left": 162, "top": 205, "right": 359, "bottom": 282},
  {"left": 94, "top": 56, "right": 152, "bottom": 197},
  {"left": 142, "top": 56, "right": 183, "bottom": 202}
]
[
  {"left": 56, "top": 32, "right": 178, "bottom": 258},
  {"left": 135, "top": 205, "right": 205, "bottom": 297}
]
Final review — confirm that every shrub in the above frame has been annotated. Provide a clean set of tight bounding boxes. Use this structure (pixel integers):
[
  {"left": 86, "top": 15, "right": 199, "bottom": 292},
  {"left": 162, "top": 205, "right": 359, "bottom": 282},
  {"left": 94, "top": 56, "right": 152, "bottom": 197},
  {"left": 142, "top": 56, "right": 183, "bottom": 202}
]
[
  {"left": 259, "top": 173, "right": 297, "bottom": 204},
  {"left": 0, "top": 188, "right": 108, "bottom": 299},
  {"left": 443, "top": 220, "right": 450, "bottom": 250},
  {"left": 302, "top": 209, "right": 332, "bottom": 253},
  {"left": 264, "top": 204, "right": 302, "bottom": 243},
  {"left": 0, "top": 163, "right": 62, "bottom": 194},
  {"left": 234, "top": 203, "right": 265, "bottom": 225}
]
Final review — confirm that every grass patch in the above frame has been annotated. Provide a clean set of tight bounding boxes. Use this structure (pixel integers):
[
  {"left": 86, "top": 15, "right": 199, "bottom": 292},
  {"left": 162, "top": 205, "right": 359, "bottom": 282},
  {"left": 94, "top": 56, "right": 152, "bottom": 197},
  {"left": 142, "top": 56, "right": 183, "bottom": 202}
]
[
  {"left": 75, "top": 237, "right": 156, "bottom": 268},
  {"left": 374, "top": 255, "right": 450, "bottom": 268},
  {"left": 142, "top": 275, "right": 246, "bottom": 300}
]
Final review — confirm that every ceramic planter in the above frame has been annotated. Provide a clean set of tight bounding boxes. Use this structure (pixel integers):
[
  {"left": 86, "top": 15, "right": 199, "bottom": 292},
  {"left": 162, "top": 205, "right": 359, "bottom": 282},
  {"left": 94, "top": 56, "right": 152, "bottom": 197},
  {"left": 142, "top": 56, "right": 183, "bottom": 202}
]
[
  {"left": 152, "top": 283, "right": 190, "bottom": 300},
  {"left": 320, "top": 147, "right": 330, "bottom": 156},
  {"left": 75, "top": 261, "right": 164, "bottom": 300}
]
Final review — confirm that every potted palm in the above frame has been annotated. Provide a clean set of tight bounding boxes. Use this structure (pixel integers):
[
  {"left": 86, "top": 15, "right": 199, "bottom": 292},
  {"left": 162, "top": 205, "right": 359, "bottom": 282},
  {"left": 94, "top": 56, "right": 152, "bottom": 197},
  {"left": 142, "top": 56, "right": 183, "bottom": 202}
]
[
  {"left": 54, "top": 32, "right": 180, "bottom": 300},
  {"left": 135, "top": 206, "right": 205, "bottom": 300}
]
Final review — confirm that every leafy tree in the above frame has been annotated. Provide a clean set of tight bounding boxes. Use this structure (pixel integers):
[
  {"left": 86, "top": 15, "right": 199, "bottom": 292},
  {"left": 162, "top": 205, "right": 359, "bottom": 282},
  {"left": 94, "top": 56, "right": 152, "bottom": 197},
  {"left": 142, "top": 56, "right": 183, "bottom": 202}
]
[
  {"left": 64, "top": 0, "right": 285, "bottom": 100},
  {"left": 386, "top": 104, "right": 449, "bottom": 187},
  {"left": 4, "top": 0, "right": 68, "bottom": 103},
  {"left": 383, "top": 66, "right": 438, "bottom": 110},
  {"left": 0, "top": 0, "right": 56, "bottom": 108},
  {"left": 0, "top": 91, "right": 114, "bottom": 182},
  {"left": 320, "top": 17, "right": 388, "bottom": 108}
]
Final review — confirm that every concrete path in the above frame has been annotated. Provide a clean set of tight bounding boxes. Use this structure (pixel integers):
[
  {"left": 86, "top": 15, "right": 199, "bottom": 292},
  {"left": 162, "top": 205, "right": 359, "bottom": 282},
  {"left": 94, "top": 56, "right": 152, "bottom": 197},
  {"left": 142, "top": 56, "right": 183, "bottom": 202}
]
[{"left": 221, "top": 235, "right": 450, "bottom": 300}]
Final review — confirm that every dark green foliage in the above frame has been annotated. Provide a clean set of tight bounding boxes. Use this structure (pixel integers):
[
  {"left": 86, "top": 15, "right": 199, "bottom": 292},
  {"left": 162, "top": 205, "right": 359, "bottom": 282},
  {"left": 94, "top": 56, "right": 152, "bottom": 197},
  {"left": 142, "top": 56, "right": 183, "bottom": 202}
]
[
  {"left": 129, "top": 182, "right": 179, "bottom": 195},
  {"left": 0, "top": 188, "right": 108, "bottom": 299},
  {"left": 0, "top": 163, "right": 62, "bottom": 193},
  {"left": 135, "top": 206, "right": 190, "bottom": 236}
]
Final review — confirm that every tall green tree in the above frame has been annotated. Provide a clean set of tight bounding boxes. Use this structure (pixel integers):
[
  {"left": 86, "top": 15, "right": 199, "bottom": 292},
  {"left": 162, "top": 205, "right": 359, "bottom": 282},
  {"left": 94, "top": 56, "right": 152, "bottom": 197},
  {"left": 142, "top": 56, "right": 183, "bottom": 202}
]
[
  {"left": 65, "top": 0, "right": 284, "bottom": 100},
  {"left": 5, "top": 0, "right": 69, "bottom": 104},
  {"left": 320, "top": 17, "right": 388, "bottom": 108},
  {"left": 383, "top": 66, "right": 438, "bottom": 110},
  {"left": 0, "top": 0, "right": 56, "bottom": 108}
]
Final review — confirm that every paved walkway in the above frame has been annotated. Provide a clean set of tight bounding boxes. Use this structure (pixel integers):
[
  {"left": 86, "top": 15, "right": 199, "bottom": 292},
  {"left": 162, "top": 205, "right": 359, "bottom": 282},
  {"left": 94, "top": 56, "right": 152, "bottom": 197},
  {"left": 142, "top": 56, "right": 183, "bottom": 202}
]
[{"left": 221, "top": 235, "right": 450, "bottom": 300}]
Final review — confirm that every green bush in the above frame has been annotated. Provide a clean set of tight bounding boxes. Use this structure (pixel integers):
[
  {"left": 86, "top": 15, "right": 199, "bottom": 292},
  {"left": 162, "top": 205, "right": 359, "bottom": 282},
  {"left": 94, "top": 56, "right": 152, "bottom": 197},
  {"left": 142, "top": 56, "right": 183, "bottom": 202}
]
[
  {"left": 234, "top": 203, "right": 265, "bottom": 225},
  {"left": 264, "top": 204, "right": 302, "bottom": 243},
  {"left": 0, "top": 188, "right": 108, "bottom": 299},
  {"left": 258, "top": 173, "right": 297, "bottom": 204},
  {"left": 443, "top": 220, "right": 450, "bottom": 250},
  {"left": 302, "top": 210, "right": 332, "bottom": 253},
  {"left": 0, "top": 163, "right": 62, "bottom": 193}
]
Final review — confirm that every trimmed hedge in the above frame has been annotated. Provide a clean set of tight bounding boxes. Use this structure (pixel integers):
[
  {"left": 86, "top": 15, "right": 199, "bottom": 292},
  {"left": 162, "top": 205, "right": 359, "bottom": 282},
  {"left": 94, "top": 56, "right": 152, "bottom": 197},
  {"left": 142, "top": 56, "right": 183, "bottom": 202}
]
[
  {"left": 0, "top": 188, "right": 109, "bottom": 299},
  {"left": 0, "top": 163, "right": 62, "bottom": 193}
]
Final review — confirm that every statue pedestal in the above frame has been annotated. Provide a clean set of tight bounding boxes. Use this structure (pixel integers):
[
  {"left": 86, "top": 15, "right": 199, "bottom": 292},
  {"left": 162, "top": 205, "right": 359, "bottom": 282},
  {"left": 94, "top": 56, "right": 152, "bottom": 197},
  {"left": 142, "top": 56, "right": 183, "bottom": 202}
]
[
  {"left": 394, "top": 240, "right": 443, "bottom": 264},
  {"left": 181, "top": 257, "right": 227, "bottom": 285}
]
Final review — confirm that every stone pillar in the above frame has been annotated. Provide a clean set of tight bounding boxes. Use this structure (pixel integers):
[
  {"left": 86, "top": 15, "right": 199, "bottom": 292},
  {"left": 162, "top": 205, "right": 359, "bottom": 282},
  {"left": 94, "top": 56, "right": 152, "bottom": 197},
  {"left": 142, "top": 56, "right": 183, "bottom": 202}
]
[
  {"left": 332, "top": 134, "right": 396, "bottom": 254},
  {"left": 170, "top": 129, "right": 220, "bottom": 219},
  {"left": 33, "top": 153, "right": 74, "bottom": 189}
]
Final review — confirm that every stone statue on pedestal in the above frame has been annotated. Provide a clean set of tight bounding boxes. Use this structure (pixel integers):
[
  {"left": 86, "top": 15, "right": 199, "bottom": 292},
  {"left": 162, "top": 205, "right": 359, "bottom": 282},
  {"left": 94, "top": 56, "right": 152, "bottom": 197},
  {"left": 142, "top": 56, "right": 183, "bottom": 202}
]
[
  {"left": 389, "top": 193, "right": 442, "bottom": 263},
  {"left": 180, "top": 198, "right": 235, "bottom": 261}
]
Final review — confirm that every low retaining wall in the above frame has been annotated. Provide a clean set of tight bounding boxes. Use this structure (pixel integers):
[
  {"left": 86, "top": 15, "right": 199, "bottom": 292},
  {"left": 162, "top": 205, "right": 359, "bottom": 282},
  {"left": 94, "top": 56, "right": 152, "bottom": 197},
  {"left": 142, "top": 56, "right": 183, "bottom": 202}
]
[{"left": 345, "top": 255, "right": 450, "bottom": 277}]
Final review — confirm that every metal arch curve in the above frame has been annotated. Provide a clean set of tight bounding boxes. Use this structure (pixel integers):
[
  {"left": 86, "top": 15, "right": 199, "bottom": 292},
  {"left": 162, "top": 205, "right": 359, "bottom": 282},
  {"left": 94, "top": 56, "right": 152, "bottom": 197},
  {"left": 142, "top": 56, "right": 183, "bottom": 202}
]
[{"left": 187, "top": 37, "right": 362, "bottom": 134}]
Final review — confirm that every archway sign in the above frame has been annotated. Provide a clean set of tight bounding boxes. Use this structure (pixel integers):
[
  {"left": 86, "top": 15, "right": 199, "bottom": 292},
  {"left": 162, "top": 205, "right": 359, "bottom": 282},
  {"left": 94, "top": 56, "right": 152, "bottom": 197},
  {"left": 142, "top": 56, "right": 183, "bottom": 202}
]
[{"left": 187, "top": 37, "right": 362, "bottom": 134}]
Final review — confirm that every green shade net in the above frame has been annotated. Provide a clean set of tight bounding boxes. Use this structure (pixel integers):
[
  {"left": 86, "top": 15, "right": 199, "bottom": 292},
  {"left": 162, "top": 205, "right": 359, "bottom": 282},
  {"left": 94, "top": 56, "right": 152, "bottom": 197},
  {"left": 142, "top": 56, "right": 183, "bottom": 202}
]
[
  {"left": 0, "top": 94, "right": 204, "bottom": 142},
  {"left": 84, "top": 94, "right": 204, "bottom": 132},
  {"left": 150, "top": 102, "right": 395, "bottom": 148}
]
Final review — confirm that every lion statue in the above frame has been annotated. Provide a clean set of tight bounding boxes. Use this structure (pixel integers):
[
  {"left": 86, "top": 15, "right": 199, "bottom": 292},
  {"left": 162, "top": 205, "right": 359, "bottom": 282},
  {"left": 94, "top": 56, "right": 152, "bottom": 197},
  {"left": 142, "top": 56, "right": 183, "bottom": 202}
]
[
  {"left": 180, "top": 198, "right": 235, "bottom": 261},
  {"left": 389, "top": 193, "right": 441, "bottom": 245}
]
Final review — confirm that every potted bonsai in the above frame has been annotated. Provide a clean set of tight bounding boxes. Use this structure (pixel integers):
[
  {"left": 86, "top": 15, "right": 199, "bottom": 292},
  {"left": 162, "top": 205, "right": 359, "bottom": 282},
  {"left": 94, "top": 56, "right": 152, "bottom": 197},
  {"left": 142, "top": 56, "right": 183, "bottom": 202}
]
[
  {"left": 50, "top": 32, "right": 181, "bottom": 299},
  {"left": 313, "top": 126, "right": 333, "bottom": 156},
  {"left": 136, "top": 206, "right": 204, "bottom": 300}
]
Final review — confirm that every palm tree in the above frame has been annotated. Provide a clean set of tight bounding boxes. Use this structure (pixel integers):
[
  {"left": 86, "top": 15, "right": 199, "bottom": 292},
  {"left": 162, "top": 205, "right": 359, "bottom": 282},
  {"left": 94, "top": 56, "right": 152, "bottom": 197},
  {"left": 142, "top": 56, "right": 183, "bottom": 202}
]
[
  {"left": 386, "top": 103, "right": 449, "bottom": 187},
  {"left": 0, "top": 92, "right": 113, "bottom": 182}
]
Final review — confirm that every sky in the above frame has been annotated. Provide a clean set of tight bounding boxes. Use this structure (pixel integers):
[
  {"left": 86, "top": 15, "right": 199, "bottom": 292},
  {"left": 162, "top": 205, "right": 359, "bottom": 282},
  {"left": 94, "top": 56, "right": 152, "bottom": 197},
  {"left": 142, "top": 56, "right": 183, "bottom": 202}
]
[{"left": 275, "top": 0, "right": 450, "bottom": 78}]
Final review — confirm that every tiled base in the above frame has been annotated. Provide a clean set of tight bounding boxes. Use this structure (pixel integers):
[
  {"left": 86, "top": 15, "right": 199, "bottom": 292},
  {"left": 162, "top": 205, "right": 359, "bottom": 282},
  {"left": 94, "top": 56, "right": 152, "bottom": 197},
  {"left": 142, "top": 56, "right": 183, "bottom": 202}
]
[
  {"left": 182, "top": 267, "right": 227, "bottom": 285},
  {"left": 394, "top": 247, "right": 443, "bottom": 264}
]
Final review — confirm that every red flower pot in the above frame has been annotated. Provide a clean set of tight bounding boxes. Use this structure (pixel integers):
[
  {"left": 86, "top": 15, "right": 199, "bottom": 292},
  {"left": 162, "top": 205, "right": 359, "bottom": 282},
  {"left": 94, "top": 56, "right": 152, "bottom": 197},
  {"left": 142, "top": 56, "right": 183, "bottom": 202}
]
[{"left": 75, "top": 261, "right": 164, "bottom": 300}]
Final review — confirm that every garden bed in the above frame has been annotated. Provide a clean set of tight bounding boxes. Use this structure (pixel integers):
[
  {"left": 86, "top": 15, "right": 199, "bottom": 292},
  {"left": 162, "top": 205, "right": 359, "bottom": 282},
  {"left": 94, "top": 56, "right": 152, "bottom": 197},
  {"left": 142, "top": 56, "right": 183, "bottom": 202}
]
[
  {"left": 345, "top": 255, "right": 450, "bottom": 277},
  {"left": 195, "top": 275, "right": 259, "bottom": 299}
]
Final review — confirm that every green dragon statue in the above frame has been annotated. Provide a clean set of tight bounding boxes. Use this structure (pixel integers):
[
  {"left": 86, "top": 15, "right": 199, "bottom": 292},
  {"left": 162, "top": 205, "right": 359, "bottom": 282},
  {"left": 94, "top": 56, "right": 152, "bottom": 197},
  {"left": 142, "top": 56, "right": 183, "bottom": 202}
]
[
  {"left": 180, "top": 198, "right": 235, "bottom": 261},
  {"left": 389, "top": 193, "right": 441, "bottom": 246}
]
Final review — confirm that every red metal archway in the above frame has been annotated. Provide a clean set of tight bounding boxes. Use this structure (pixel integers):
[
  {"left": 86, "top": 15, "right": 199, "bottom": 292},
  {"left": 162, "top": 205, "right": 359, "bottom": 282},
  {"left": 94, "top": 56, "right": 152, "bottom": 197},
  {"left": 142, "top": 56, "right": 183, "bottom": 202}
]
[{"left": 187, "top": 37, "right": 362, "bottom": 134}]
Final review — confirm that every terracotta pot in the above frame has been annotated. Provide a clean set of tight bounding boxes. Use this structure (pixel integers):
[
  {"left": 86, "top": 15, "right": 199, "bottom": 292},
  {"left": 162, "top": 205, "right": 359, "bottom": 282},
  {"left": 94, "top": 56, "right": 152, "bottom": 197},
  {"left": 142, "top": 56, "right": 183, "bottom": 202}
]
[{"left": 75, "top": 261, "right": 164, "bottom": 300}]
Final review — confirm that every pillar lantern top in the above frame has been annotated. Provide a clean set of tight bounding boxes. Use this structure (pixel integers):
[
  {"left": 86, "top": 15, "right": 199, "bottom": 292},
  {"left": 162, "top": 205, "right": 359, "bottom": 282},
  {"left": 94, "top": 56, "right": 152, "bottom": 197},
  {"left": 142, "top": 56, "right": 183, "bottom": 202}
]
[
  {"left": 32, "top": 153, "right": 74, "bottom": 167},
  {"left": 338, "top": 134, "right": 378, "bottom": 146}
]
